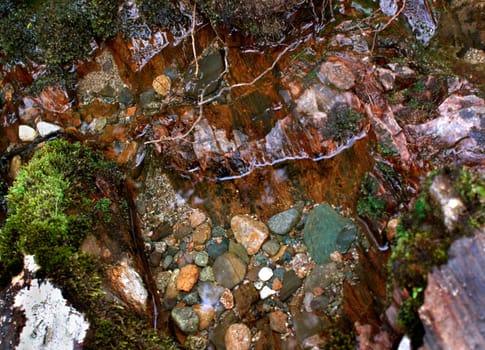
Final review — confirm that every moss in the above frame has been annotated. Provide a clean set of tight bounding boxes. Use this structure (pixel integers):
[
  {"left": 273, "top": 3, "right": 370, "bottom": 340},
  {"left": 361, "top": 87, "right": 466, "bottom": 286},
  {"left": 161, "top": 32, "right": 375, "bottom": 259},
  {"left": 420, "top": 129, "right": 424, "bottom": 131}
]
[
  {"left": 357, "top": 172, "right": 387, "bottom": 220},
  {"left": 388, "top": 166, "right": 485, "bottom": 346},
  {"left": 323, "top": 103, "right": 364, "bottom": 143},
  {"left": 325, "top": 324, "right": 356, "bottom": 350},
  {"left": 0, "top": 139, "right": 176, "bottom": 348}
]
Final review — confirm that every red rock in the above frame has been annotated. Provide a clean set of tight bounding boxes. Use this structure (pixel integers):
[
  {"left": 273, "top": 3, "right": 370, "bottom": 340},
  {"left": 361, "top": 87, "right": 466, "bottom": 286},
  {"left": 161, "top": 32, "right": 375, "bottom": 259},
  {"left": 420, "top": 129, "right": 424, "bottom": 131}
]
[
  {"left": 231, "top": 215, "right": 269, "bottom": 255},
  {"left": 189, "top": 209, "right": 206, "bottom": 228},
  {"left": 219, "top": 288, "right": 234, "bottom": 310},
  {"left": 269, "top": 310, "right": 288, "bottom": 333},
  {"left": 176, "top": 264, "right": 199, "bottom": 292},
  {"left": 192, "top": 304, "right": 214, "bottom": 330},
  {"left": 39, "top": 85, "right": 70, "bottom": 113}
]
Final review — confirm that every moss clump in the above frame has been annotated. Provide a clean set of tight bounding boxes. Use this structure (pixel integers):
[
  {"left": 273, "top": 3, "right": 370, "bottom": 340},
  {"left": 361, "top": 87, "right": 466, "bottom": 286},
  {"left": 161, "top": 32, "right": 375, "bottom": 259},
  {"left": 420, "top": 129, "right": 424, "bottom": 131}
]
[
  {"left": 0, "top": 139, "right": 175, "bottom": 348},
  {"left": 324, "top": 103, "right": 364, "bottom": 143},
  {"left": 389, "top": 166, "right": 485, "bottom": 346},
  {"left": 357, "top": 172, "right": 387, "bottom": 220}
]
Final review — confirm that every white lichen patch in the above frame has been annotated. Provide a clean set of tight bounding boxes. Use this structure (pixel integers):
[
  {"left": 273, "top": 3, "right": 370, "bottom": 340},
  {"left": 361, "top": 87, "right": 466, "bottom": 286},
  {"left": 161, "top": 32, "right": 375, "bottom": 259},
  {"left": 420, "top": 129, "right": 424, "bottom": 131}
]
[{"left": 14, "top": 278, "right": 89, "bottom": 349}]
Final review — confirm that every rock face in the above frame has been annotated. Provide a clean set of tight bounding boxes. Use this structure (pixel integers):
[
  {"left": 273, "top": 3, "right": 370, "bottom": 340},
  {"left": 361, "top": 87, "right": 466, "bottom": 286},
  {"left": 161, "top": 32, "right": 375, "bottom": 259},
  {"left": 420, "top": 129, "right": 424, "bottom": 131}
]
[
  {"left": 231, "top": 215, "right": 269, "bottom": 255},
  {"left": 419, "top": 230, "right": 485, "bottom": 349},
  {"left": 303, "top": 203, "right": 357, "bottom": 264}
]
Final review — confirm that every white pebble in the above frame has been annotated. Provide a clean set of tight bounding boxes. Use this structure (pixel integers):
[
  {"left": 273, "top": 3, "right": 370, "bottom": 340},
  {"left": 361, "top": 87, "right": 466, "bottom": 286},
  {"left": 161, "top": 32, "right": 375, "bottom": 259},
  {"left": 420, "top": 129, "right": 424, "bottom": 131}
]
[
  {"left": 254, "top": 280, "right": 264, "bottom": 290},
  {"left": 18, "top": 125, "right": 37, "bottom": 142},
  {"left": 37, "top": 121, "right": 62, "bottom": 137},
  {"left": 260, "top": 286, "right": 276, "bottom": 299},
  {"left": 258, "top": 267, "right": 273, "bottom": 282}
]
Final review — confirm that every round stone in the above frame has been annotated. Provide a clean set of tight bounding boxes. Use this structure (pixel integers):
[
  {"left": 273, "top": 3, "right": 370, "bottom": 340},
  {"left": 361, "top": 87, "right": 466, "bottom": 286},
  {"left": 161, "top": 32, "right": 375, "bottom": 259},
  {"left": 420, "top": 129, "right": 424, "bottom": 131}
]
[
  {"left": 152, "top": 74, "right": 171, "bottom": 96},
  {"left": 225, "top": 323, "right": 251, "bottom": 350},
  {"left": 171, "top": 307, "right": 199, "bottom": 334},
  {"left": 258, "top": 267, "right": 273, "bottom": 282}
]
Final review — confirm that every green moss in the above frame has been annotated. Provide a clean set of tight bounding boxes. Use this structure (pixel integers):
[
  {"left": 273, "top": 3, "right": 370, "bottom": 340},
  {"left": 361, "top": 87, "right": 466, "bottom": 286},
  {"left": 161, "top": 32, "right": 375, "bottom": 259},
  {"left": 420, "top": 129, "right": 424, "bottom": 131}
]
[
  {"left": 357, "top": 172, "right": 386, "bottom": 220},
  {"left": 388, "top": 166, "right": 485, "bottom": 346},
  {"left": 325, "top": 325, "right": 356, "bottom": 350},
  {"left": 95, "top": 197, "right": 112, "bottom": 223},
  {"left": 323, "top": 103, "right": 364, "bottom": 143}
]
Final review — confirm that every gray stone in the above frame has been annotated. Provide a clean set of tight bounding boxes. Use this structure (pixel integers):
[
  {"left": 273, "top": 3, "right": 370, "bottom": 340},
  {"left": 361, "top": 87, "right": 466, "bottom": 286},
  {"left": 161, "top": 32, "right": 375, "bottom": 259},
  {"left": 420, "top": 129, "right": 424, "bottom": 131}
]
[
  {"left": 228, "top": 240, "right": 249, "bottom": 264},
  {"left": 279, "top": 270, "right": 302, "bottom": 301},
  {"left": 182, "top": 291, "right": 200, "bottom": 306},
  {"left": 212, "top": 253, "right": 247, "bottom": 289},
  {"left": 304, "top": 263, "right": 339, "bottom": 291},
  {"left": 292, "top": 311, "right": 325, "bottom": 342},
  {"left": 262, "top": 240, "right": 280, "bottom": 256},
  {"left": 303, "top": 203, "right": 357, "bottom": 264},
  {"left": 119, "top": 86, "right": 134, "bottom": 106},
  {"left": 267, "top": 208, "right": 300, "bottom": 235},
  {"left": 206, "top": 238, "right": 229, "bottom": 259},
  {"left": 199, "top": 266, "right": 215, "bottom": 282},
  {"left": 185, "top": 49, "right": 224, "bottom": 98},
  {"left": 171, "top": 307, "right": 199, "bottom": 334},
  {"left": 194, "top": 251, "right": 209, "bottom": 267}
]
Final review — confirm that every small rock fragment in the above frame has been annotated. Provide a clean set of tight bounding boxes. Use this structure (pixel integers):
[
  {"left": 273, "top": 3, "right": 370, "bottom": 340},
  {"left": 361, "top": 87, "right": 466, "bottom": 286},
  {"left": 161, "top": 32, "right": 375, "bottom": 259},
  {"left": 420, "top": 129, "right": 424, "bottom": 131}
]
[
  {"left": 269, "top": 310, "right": 288, "bottom": 333},
  {"left": 192, "top": 304, "right": 215, "bottom": 330},
  {"left": 212, "top": 253, "right": 247, "bottom": 289},
  {"left": 267, "top": 208, "right": 300, "bottom": 235},
  {"left": 37, "top": 121, "right": 62, "bottom": 137},
  {"left": 152, "top": 74, "right": 171, "bottom": 96},
  {"left": 260, "top": 286, "right": 277, "bottom": 299},
  {"left": 177, "top": 264, "right": 199, "bottom": 292},
  {"left": 231, "top": 215, "right": 269, "bottom": 255},
  {"left": 219, "top": 288, "right": 234, "bottom": 309},
  {"left": 171, "top": 307, "right": 199, "bottom": 334},
  {"left": 258, "top": 267, "right": 273, "bottom": 282},
  {"left": 225, "top": 323, "right": 251, "bottom": 350},
  {"left": 18, "top": 125, "right": 37, "bottom": 142}
]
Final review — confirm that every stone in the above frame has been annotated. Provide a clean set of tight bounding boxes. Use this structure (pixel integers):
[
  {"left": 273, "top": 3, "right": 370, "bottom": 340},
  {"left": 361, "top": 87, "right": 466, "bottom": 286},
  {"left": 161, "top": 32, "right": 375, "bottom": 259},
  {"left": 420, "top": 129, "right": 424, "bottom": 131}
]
[
  {"left": 231, "top": 215, "right": 269, "bottom": 255},
  {"left": 206, "top": 238, "right": 229, "bottom": 259},
  {"left": 210, "top": 311, "right": 239, "bottom": 350},
  {"left": 376, "top": 67, "right": 395, "bottom": 91},
  {"left": 228, "top": 240, "right": 250, "bottom": 264},
  {"left": 171, "top": 307, "right": 199, "bottom": 334},
  {"left": 397, "top": 335, "right": 411, "bottom": 350},
  {"left": 212, "top": 252, "right": 247, "bottom": 289},
  {"left": 303, "top": 203, "right": 357, "bottom": 264},
  {"left": 18, "top": 125, "right": 37, "bottom": 142},
  {"left": 189, "top": 209, "right": 206, "bottom": 228},
  {"left": 258, "top": 267, "right": 273, "bottom": 282},
  {"left": 185, "top": 335, "right": 209, "bottom": 350},
  {"left": 192, "top": 304, "right": 215, "bottom": 330},
  {"left": 429, "top": 174, "right": 466, "bottom": 231},
  {"left": 318, "top": 59, "right": 356, "bottom": 90},
  {"left": 182, "top": 291, "right": 200, "bottom": 306},
  {"left": 219, "top": 288, "right": 234, "bottom": 309},
  {"left": 149, "top": 251, "right": 162, "bottom": 267},
  {"left": 234, "top": 282, "right": 259, "bottom": 316},
  {"left": 262, "top": 240, "right": 280, "bottom": 256},
  {"left": 260, "top": 286, "right": 277, "bottom": 299},
  {"left": 279, "top": 270, "right": 302, "bottom": 301},
  {"left": 9, "top": 155, "right": 22, "bottom": 180},
  {"left": 269, "top": 310, "right": 288, "bottom": 333},
  {"left": 267, "top": 208, "right": 300, "bottom": 235},
  {"left": 225, "top": 323, "right": 251, "bottom": 350},
  {"left": 194, "top": 251, "right": 209, "bottom": 267},
  {"left": 185, "top": 49, "right": 224, "bottom": 98},
  {"left": 419, "top": 231, "right": 485, "bottom": 350},
  {"left": 292, "top": 311, "right": 325, "bottom": 343},
  {"left": 197, "top": 281, "right": 225, "bottom": 306},
  {"left": 119, "top": 86, "right": 134, "bottom": 106},
  {"left": 36, "top": 121, "right": 62, "bottom": 137},
  {"left": 199, "top": 266, "right": 215, "bottom": 282},
  {"left": 107, "top": 259, "right": 147, "bottom": 313},
  {"left": 193, "top": 222, "right": 211, "bottom": 245},
  {"left": 152, "top": 74, "right": 171, "bottom": 96}
]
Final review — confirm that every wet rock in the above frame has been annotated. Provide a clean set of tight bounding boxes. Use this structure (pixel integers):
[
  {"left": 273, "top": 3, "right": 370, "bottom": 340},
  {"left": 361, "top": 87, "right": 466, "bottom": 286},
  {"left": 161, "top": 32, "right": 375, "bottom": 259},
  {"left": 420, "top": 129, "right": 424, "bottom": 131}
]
[
  {"left": 182, "top": 291, "right": 201, "bottom": 306},
  {"left": 397, "top": 335, "right": 411, "bottom": 350},
  {"left": 225, "top": 323, "right": 251, "bottom": 350},
  {"left": 37, "top": 121, "right": 62, "bottom": 137},
  {"left": 107, "top": 259, "right": 148, "bottom": 313},
  {"left": 303, "top": 203, "right": 357, "bottom": 264},
  {"left": 304, "top": 263, "right": 339, "bottom": 291},
  {"left": 408, "top": 94, "right": 485, "bottom": 163},
  {"left": 177, "top": 264, "right": 199, "bottom": 292},
  {"left": 152, "top": 74, "right": 171, "bottom": 96},
  {"left": 267, "top": 208, "right": 300, "bottom": 235},
  {"left": 279, "top": 270, "right": 302, "bottom": 301},
  {"left": 231, "top": 215, "right": 269, "bottom": 255},
  {"left": 262, "top": 239, "right": 280, "bottom": 256},
  {"left": 192, "top": 303, "right": 215, "bottom": 330},
  {"left": 228, "top": 240, "right": 250, "bottom": 264},
  {"left": 213, "top": 252, "right": 247, "bottom": 289},
  {"left": 429, "top": 174, "right": 466, "bottom": 231},
  {"left": 185, "top": 49, "right": 224, "bottom": 98},
  {"left": 318, "top": 59, "right": 356, "bottom": 90},
  {"left": 355, "top": 321, "right": 393, "bottom": 350},
  {"left": 119, "top": 86, "right": 134, "bottom": 106},
  {"left": 234, "top": 282, "right": 259, "bottom": 315},
  {"left": 139, "top": 89, "right": 160, "bottom": 110},
  {"left": 39, "top": 85, "right": 70, "bottom": 113},
  {"left": 376, "top": 68, "right": 395, "bottom": 91},
  {"left": 197, "top": 281, "right": 225, "bottom": 306},
  {"left": 193, "top": 222, "right": 211, "bottom": 246},
  {"left": 171, "top": 306, "right": 199, "bottom": 334},
  {"left": 269, "top": 310, "right": 288, "bottom": 333},
  {"left": 419, "top": 230, "right": 485, "bottom": 350},
  {"left": 18, "top": 125, "right": 37, "bottom": 141},
  {"left": 82, "top": 99, "right": 119, "bottom": 118},
  {"left": 258, "top": 267, "right": 273, "bottom": 282},
  {"left": 185, "top": 335, "right": 209, "bottom": 350}
]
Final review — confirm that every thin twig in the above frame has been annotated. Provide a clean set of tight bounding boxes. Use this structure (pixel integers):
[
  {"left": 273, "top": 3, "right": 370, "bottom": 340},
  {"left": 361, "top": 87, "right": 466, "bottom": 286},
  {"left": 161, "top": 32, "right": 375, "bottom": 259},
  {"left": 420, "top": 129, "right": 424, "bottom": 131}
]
[
  {"left": 191, "top": 1, "right": 199, "bottom": 78},
  {"left": 375, "top": 0, "right": 406, "bottom": 33}
]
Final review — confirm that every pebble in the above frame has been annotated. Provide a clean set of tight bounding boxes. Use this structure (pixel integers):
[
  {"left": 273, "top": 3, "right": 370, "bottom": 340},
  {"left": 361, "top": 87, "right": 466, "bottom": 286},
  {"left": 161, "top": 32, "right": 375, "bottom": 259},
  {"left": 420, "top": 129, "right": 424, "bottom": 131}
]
[
  {"left": 37, "top": 121, "right": 61, "bottom": 137},
  {"left": 18, "top": 125, "right": 37, "bottom": 142},
  {"left": 182, "top": 291, "right": 200, "bottom": 305},
  {"left": 152, "top": 74, "right": 171, "bottom": 96},
  {"left": 260, "top": 286, "right": 277, "bottom": 299},
  {"left": 192, "top": 304, "right": 215, "bottom": 330},
  {"left": 194, "top": 251, "right": 209, "bottom": 267},
  {"left": 189, "top": 209, "right": 206, "bottom": 228},
  {"left": 185, "top": 335, "right": 209, "bottom": 350},
  {"left": 231, "top": 215, "right": 269, "bottom": 255},
  {"left": 212, "top": 252, "right": 247, "bottom": 289},
  {"left": 9, "top": 155, "right": 22, "bottom": 179},
  {"left": 206, "top": 238, "right": 229, "bottom": 259},
  {"left": 280, "top": 270, "right": 302, "bottom": 301},
  {"left": 262, "top": 239, "right": 280, "bottom": 256},
  {"left": 177, "top": 264, "right": 199, "bottom": 292},
  {"left": 193, "top": 222, "right": 211, "bottom": 245},
  {"left": 258, "top": 267, "right": 273, "bottom": 282},
  {"left": 224, "top": 323, "right": 251, "bottom": 350},
  {"left": 197, "top": 281, "right": 225, "bottom": 306},
  {"left": 269, "top": 310, "right": 288, "bottom": 333},
  {"left": 267, "top": 208, "right": 300, "bottom": 235},
  {"left": 171, "top": 306, "right": 199, "bottom": 334},
  {"left": 219, "top": 288, "right": 234, "bottom": 309},
  {"left": 199, "top": 266, "right": 215, "bottom": 282}
]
